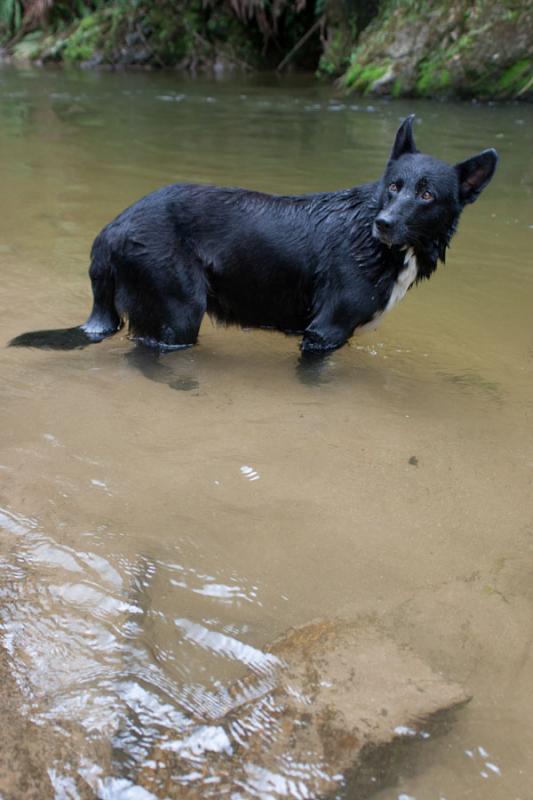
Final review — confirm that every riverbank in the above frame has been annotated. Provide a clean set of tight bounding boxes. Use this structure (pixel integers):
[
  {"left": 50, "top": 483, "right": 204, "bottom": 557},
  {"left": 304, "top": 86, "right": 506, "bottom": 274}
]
[
  {"left": 0, "top": 1, "right": 532, "bottom": 101},
  {"left": 337, "top": 0, "right": 533, "bottom": 101}
]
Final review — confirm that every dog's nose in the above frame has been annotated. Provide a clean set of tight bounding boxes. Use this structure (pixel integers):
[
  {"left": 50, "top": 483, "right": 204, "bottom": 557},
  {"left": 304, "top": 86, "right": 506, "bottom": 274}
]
[{"left": 375, "top": 216, "right": 392, "bottom": 232}]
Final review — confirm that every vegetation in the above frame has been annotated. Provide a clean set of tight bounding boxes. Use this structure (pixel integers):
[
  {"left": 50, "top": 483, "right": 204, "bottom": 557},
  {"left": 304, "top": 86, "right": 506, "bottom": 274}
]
[
  {"left": 0, "top": 0, "right": 326, "bottom": 69},
  {"left": 0, "top": 0, "right": 531, "bottom": 100}
]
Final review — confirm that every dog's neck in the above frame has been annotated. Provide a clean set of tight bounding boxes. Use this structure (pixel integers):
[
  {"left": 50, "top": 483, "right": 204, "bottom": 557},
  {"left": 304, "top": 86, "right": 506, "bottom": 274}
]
[
  {"left": 412, "top": 215, "right": 459, "bottom": 281},
  {"left": 412, "top": 241, "right": 442, "bottom": 281}
]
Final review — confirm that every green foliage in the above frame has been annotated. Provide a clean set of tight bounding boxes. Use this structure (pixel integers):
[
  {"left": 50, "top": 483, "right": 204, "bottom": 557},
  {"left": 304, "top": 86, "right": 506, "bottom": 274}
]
[
  {"left": 0, "top": 0, "right": 23, "bottom": 38},
  {"left": 1, "top": 0, "right": 324, "bottom": 67},
  {"left": 343, "top": 59, "right": 389, "bottom": 92},
  {"left": 317, "top": 28, "right": 349, "bottom": 77},
  {"left": 391, "top": 77, "right": 403, "bottom": 98},
  {"left": 495, "top": 58, "right": 532, "bottom": 93},
  {"left": 11, "top": 28, "right": 43, "bottom": 58},
  {"left": 62, "top": 12, "right": 101, "bottom": 61},
  {"left": 416, "top": 57, "right": 451, "bottom": 96}
]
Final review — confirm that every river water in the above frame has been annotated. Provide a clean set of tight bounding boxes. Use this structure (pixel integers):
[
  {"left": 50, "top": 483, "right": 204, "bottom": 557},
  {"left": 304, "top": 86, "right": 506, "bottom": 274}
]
[{"left": 0, "top": 66, "right": 532, "bottom": 799}]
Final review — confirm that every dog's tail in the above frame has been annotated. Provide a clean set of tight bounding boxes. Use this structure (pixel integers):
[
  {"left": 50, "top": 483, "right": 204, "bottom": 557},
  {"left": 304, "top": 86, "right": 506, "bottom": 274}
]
[{"left": 9, "top": 234, "right": 122, "bottom": 351}]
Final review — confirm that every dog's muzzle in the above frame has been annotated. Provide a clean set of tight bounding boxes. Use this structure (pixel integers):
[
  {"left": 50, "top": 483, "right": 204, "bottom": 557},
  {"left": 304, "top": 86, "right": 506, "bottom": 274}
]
[
  {"left": 373, "top": 216, "right": 394, "bottom": 247},
  {"left": 373, "top": 215, "right": 409, "bottom": 248}
]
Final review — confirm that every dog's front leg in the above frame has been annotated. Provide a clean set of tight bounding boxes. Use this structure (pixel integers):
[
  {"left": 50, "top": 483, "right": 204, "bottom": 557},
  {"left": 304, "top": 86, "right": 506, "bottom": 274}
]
[
  {"left": 300, "top": 327, "right": 349, "bottom": 353},
  {"left": 300, "top": 311, "right": 354, "bottom": 353},
  {"left": 301, "top": 289, "right": 375, "bottom": 352}
]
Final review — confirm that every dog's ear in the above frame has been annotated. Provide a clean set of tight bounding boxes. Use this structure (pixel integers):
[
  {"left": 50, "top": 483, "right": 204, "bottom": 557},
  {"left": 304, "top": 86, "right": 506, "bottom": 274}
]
[
  {"left": 390, "top": 114, "right": 418, "bottom": 160},
  {"left": 455, "top": 149, "right": 498, "bottom": 205}
]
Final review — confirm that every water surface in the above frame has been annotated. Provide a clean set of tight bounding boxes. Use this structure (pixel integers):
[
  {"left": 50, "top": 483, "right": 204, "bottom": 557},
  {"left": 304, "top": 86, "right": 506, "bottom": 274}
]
[{"left": 0, "top": 66, "right": 532, "bottom": 799}]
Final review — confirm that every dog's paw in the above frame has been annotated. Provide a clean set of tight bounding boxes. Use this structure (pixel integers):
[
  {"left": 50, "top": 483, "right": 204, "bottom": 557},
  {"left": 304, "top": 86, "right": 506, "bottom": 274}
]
[{"left": 300, "top": 334, "right": 341, "bottom": 353}]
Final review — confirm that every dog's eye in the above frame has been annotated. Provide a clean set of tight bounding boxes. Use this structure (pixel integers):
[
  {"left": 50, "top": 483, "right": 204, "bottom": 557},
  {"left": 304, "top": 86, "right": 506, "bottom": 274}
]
[
  {"left": 388, "top": 183, "right": 399, "bottom": 193},
  {"left": 421, "top": 190, "right": 434, "bottom": 201}
]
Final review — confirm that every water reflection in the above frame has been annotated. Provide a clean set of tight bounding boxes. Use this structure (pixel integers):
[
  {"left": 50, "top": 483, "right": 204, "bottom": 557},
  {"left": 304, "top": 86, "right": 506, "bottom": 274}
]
[
  {"left": 0, "top": 504, "right": 288, "bottom": 795},
  {"left": 124, "top": 347, "right": 200, "bottom": 392}
]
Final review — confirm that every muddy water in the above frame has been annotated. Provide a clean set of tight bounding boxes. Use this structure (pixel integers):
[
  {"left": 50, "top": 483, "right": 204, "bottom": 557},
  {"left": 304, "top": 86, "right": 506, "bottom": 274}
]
[{"left": 0, "top": 66, "right": 532, "bottom": 798}]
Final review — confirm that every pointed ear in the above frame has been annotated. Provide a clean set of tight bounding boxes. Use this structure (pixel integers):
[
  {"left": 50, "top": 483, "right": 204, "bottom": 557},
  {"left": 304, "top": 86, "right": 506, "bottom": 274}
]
[
  {"left": 455, "top": 148, "right": 498, "bottom": 205},
  {"left": 390, "top": 114, "right": 418, "bottom": 160}
]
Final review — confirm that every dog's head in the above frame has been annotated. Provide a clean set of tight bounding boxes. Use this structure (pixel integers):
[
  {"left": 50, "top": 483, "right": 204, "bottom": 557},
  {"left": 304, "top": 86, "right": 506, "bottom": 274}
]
[{"left": 373, "top": 115, "right": 498, "bottom": 254}]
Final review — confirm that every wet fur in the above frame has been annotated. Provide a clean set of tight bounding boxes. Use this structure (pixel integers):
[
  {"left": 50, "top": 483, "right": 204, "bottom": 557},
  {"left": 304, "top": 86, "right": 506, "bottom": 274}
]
[{"left": 9, "top": 116, "right": 498, "bottom": 355}]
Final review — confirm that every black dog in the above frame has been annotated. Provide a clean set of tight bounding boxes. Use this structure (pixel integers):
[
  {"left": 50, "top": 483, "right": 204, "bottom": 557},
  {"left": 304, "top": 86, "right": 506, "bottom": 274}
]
[{"left": 10, "top": 115, "right": 497, "bottom": 355}]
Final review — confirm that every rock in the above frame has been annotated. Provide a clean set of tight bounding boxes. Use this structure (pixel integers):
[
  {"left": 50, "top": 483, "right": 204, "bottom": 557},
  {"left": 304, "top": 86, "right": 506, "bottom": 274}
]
[
  {"left": 369, "top": 65, "right": 395, "bottom": 94},
  {"left": 117, "top": 46, "right": 152, "bottom": 66},
  {"left": 342, "top": 0, "right": 533, "bottom": 100},
  {"left": 138, "top": 618, "right": 470, "bottom": 798},
  {"left": 0, "top": 650, "right": 55, "bottom": 799},
  {"left": 81, "top": 52, "right": 104, "bottom": 69},
  {"left": 0, "top": 647, "right": 105, "bottom": 799}
]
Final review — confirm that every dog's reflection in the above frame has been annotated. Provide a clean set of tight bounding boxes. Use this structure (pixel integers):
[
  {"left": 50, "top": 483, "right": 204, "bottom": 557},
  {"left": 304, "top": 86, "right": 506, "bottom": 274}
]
[
  {"left": 126, "top": 344, "right": 335, "bottom": 391},
  {"left": 124, "top": 346, "right": 199, "bottom": 393},
  {"left": 296, "top": 350, "right": 333, "bottom": 387}
]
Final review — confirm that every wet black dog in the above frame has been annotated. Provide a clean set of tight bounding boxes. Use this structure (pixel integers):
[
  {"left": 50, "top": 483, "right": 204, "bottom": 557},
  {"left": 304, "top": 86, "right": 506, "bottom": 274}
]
[{"left": 10, "top": 115, "right": 497, "bottom": 355}]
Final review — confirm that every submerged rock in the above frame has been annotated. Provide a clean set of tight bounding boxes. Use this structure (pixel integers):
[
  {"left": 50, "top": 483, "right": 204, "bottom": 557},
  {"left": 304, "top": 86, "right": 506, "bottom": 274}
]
[
  {"left": 0, "top": 647, "right": 108, "bottom": 799},
  {"left": 0, "top": 653, "right": 54, "bottom": 799},
  {"left": 138, "top": 618, "right": 470, "bottom": 798}
]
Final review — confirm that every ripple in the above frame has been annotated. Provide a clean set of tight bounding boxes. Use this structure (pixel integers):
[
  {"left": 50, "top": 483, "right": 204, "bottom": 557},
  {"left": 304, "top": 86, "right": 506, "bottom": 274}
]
[
  {"left": 174, "top": 618, "right": 280, "bottom": 674},
  {"left": 240, "top": 464, "right": 260, "bottom": 481}
]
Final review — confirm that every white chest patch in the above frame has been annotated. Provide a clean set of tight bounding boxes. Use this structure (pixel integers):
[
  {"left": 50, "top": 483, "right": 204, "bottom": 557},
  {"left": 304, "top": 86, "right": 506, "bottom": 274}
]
[{"left": 358, "top": 248, "right": 418, "bottom": 334}]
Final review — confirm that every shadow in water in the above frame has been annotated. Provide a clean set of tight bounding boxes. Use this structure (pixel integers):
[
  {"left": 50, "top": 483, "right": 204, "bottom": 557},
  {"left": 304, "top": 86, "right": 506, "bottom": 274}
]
[
  {"left": 125, "top": 346, "right": 199, "bottom": 392},
  {"left": 438, "top": 369, "right": 503, "bottom": 404}
]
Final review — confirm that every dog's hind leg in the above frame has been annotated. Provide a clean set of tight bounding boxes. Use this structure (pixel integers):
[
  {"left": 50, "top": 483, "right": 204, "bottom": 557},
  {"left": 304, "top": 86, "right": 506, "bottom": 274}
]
[
  {"left": 130, "top": 292, "right": 206, "bottom": 350},
  {"left": 117, "top": 246, "right": 207, "bottom": 350}
]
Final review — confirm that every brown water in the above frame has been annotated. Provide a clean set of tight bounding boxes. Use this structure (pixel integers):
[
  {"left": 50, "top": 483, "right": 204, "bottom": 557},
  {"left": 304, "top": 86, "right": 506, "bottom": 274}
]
[{"left": 0, "top": 65, "right": 532, "bottom": 799}]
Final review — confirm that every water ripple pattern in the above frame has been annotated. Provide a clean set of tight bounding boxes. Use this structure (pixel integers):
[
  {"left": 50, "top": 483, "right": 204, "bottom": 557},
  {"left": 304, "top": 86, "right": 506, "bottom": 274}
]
[{"left": 0, "top": 505, "right": 325, "bottom": 798}]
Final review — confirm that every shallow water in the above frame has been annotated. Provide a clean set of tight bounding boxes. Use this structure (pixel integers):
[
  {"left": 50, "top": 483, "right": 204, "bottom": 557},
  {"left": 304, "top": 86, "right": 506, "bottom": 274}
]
[{"left": 0, "top": 66, "right": 532, "bottom": 799}]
